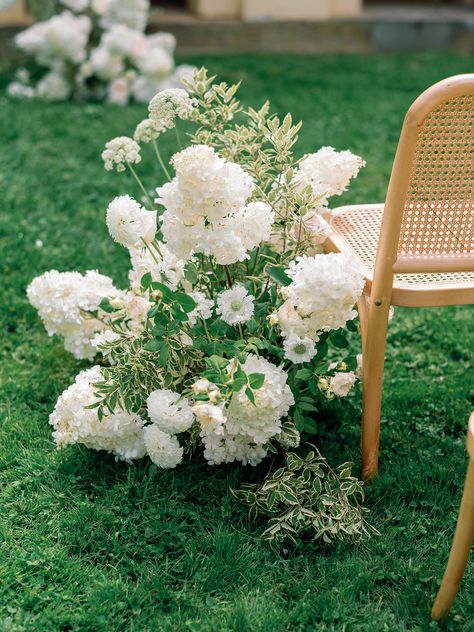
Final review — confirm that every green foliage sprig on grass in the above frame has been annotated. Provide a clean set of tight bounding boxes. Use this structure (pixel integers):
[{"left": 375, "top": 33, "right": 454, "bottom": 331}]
[{"left": 1, "top": 52, "right": 473, "bottom": 631}]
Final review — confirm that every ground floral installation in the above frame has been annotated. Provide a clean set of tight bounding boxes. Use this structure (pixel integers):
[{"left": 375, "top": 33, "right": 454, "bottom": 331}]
[
  {"left": 28, "top": 68, "right": 376, "bottom": 545},
  {"left": 7, "top": 0, "right": 192, "bottom": 103}
]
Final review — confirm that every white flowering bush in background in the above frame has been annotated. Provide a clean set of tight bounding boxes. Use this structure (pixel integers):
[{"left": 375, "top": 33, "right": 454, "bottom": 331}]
[
  {"left": 28, "top": 68, "right": 375, "bottom": 545},
  {"left": 7, "top": 0, "right": 193, "bottom": 103}
]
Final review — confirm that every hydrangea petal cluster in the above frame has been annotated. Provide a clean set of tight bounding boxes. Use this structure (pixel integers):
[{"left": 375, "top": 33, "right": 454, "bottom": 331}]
[
  {"left": 278, "top": 252, "right": 365, "bottom": 340},
  {"left": 106, "top": 195, "right": 156, "bottom": 247},
  {"left": 27, "top": 270, "right": 123, "bottom": 360},
  {"left": 14, "top": 11, "right": 91, "bottom": 67},
  {"left": 128, "top": 242, "right": 185, "bottom": 291},
  {"left": 102, "top": 137, "right": 141, "bottom": 172},
  {"left": 198, "top": 355, "right": 295, "bottom": 466},
  {"left": 49, "top": 366, "right": 146, "bottom": 460},
  {"left": 146, "top": 389, "right": 194, "bottom": 434},
  {"left": 216, "top": 286, "right": 255, "bottom": 325},
  {"left": 143, "top": 425, "right": 183, "bottom": 468},
  {"left": 157, "top": 146, "right": 273, "bottom": 263},
  {"left": 93, "top": 0, "right": 149, "bottom": 31},
  {"left": 294, "top": 146, "right": 366, "bottom": 205}
]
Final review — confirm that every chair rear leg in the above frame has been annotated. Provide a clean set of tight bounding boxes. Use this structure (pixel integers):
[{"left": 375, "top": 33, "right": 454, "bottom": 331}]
[
  {"left": 361, "top": 301, "right": 391, "bottom": 482},
  {"left": 432, "top": 459, "right": 474, "bottom": 621}
]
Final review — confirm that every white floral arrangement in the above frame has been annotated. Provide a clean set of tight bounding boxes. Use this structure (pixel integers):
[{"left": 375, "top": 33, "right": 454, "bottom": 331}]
[
  {"left": 28, "top": 68, "right": 375, "bottom": 545},
  {"left": 7, "top": 0, "right": 193, "bottom": 104}
]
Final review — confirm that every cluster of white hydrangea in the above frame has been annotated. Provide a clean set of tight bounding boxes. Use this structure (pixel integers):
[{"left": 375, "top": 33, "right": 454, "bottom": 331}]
[
  {"left": 194, "top": 355, "right": 295, "bottom": 466},
  {"left": 146, "top": 389, "right": 194, "bottom": 434},
  {"left": 216, "top": 285, "right": 255, "bottom": 326},
  {"left": 143, "top": 426, "right": 183, "bottom": 469},
  {"left": 277, "top": 252, "right": 365, "bottom": 341},
  {"left": 294, "top": 146, "right": 366, "bottom": 207},
  {"left": 128, "top": 243, "right": 185, "bottom": 292},
  {"left": 27, "top": 270, "right": 123, "bottom": 359},
  {"left": 49, "top": 366, "right": 147, "bottom": 460},
  {"left": 106, "top": 194, "right": 156, "bottom": 247},
  {"left": 157, "top": 145, "right": 274, "bottom": 263},
  {"left": 102, "top": 138, "right": 141, "bottom": 172},
  {"left": 8, "top": 1, "right": 193, "bottom": 104}
]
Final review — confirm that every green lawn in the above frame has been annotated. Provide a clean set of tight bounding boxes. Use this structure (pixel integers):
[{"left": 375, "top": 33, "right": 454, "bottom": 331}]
[{"left": 0, "top": 52, "right": 473, "bottom": 631}]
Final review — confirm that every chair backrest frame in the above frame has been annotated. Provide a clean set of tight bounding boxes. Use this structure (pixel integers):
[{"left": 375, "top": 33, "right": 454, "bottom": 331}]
[{"left": 373, "top": 74, "right": 474, "bottom": 290}]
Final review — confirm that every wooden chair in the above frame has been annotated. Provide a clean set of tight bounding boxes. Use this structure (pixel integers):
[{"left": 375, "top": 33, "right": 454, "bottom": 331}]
[
  {"left": 431, "top": 411, "right": 474, "bottom": 621},
  {"left": 324, "top": 75, "right": 474, "bottom": 481}
]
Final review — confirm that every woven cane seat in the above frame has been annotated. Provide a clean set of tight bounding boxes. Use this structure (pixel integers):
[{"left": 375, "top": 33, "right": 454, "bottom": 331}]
[{"left": 327, "top": 204, "right": 474, "bottom": 307}]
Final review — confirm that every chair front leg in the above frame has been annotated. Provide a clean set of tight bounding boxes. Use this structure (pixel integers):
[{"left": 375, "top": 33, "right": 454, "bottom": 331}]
[
  {"left": 361, "top": 298, "right": 391, "bottom": 482},
  {"left": 432, "top": 458, "right": 474, "bottom": 621}
]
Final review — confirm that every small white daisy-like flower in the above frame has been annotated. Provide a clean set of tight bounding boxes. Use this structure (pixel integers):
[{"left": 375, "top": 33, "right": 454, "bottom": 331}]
[
  {"left": 283, "top": 333, "right": 317, "bottom": 364},
  {"left": 102, "top": 136, "right": 141, "bottom": 172},
  {"left": 329, "top": 371, "right": 357, "bottom": 397},
  {"left": 187, "top": 291, "right": 214, "bottom": 326},
  {"left": 106, "top": 195, "right": 156, "bottom": 248},
  {"left": 143, "top": 426, "right": 183, "bottom": 468},
  {"left": 146, "top": 388, "right": 194, "bottom": 434},
  {"left": 133, "top": 118, "right": 164, "bottom": 144},
  {"left": 148, "top": 88, "right": 195, "bottom": 129},
  {"left": 216, "top": 285, "right": 254, "bottom": 325}
]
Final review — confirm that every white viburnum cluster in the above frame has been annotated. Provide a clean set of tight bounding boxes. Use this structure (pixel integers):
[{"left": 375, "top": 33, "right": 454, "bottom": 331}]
[
  {"left": 27, "top": 270, "right": 123, "bottom": 359},
  {"left": 106, "top": 194, "right": 156, "bottom": 246},
  {"left": 277, "top": 252, "right": 365, "bottom": 341},
  {"left": 128, "top": 243, "right": 185, "bottom": 292},
  {"left": 49, "top": 366, "right": 147, "bottom": 460},
  {"left": 194, "top": 355, "right": 295, "bottom": 466},
  {"left": 156, "top": 145, "right": 274, "bottom": 263},
  {"left": 8, "top": 1, "right": 193, "bottom": 104},
  {"left": 294, "top": 146, "right": 366, "bottom": 207}
]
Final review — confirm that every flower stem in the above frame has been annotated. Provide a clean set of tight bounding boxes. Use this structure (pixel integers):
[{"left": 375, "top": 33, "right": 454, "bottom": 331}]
[
  {"left": 174, "top": 124, "right": 183, "bottom": 150},
  {"left": 141, "top": 237, "right": 160, "bottom": 264},
  {"left": 224, "top": 265, "right": 233, "bottom": 288},
  {"left": 152, "top": 139, "right": 171, "bottom": 181},
  {"left": 127, "top": 162, "right": 154, "bottom": 209}
]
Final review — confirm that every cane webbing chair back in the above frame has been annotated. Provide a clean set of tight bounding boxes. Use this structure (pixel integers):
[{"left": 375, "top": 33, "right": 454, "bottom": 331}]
[{"left": 375, "top": 74, "right": 474, "bottom": 277}]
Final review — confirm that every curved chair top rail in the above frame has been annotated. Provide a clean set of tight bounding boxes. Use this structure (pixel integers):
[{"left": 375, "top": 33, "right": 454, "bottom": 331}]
[{"left": 375, "top": 74, "right": 474, "bottom": 277}]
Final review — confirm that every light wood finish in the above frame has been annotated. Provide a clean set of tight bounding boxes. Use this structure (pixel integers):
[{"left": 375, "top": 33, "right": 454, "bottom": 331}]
[
  {"left": 431, "top": 412, "right": 474, "bottom": 621},
  {"left": 324, "top": 74, "right": 474, "bottom": 481}
]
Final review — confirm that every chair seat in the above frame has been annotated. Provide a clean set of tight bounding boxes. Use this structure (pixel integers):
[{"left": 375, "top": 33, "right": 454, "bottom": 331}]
[{"left": 325, "top": 204, "right": 474, "bottom": 307}]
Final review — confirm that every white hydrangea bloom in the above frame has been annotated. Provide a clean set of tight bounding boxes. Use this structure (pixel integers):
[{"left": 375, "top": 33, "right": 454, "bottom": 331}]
[
  {"left": 146, "top": 32, "right": 176, "bottom": 55},
  {"left": 49, "top": 366, "right": 146, "bottom": 460},
  {"left": 146, "top": 389, "right": 194, "bottom": 434},
  {"left": 329, "top": 371, "right": 357, "bottom": 397},
  {"left": 102, "top": 136, "right": 141, "bottom": 172},
  {"left": 92, "top": 0, "right": 149, "bottom": 31},
  {"left": 6, "top": 81, "right": 35, "bottom": 99},
  {"left": 187, "top": 291, "right": 214, "bottom": 326},
  {"left": 107, "top": 76, "right": 131, "bottom": 105},
  {"left": 294, "top": 146, "right": 366, "bottom": 205},
  {"left": 133, "top": 118, "right": 164, "bottom": 143},
  {"left": 14, "top": 11, "right": 91, "bottom": 67},
  {"left": 216, "top": 286, "right": 254, "bottom": 325},
  {"left": 157, "top": 146, "right": 266, "bottom": 263},
  {"left": 148, "top": 88, "right": 196, "bottom": 129},
  {"left": 136, "top": 46, "right": 173, "bottom": 81},
  {"left": 128, "top": 242, "right": 185, "bottom": 291},
  {"left": 89, "top": 46, "right": 124, "bottom": 81},
  {"left": 283, "top": 333, "right": 317, "bottom": 364},
  {"left": 143, "top": 425, "right": 183, "bottom": 468},
  {"left": 101, "top": 24, "right": 147, "bottom": 58},
  {"left": 27, "top": 270, "right": 123, "bottom": 360},
  {"left": 278, "top": 252, "right": 365, "bottom": 340},
  {"left": 36, "top": 71, "right": 71, "bottom": 101},
  {"left": 106, "top": 195, "right": 156, "bottom": 247},
  {"left": 198, "top": 355, "right": 294, "bottom": 467}
]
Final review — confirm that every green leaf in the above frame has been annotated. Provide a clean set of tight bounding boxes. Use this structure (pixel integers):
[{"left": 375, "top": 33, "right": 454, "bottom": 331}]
[
  {"left": 267, "top": 265, "right": 291, "bottom": 286},
  {"left": 295, "top": 368, "right": 313, "bottom": 380},
  {"left": 144, "top": 339, "right": 162, "bottom": 352},
  {"left": 175, "top": 292, "right": 197, "bottom": 313},
  {"left": 245, "top": 387, "right": 256, "bottom": 405},
  {"left": 346, "top": 318, "right": 358, "bottom": 332},
  {"left": 183, "top": 262, "right": 198, "bottom": 284},
  {"left": 141, "top": 272, "right": 153, "bottom": 288},
  {"left": 232, "top": 377, "right": 247, "bottom": 392},
  {"left": 248, "top": 373, "right": 265, "bottom": 389},
  {"left": 98, "top": 298, "right": 113, "bottom": 313},
  {"left": 303, "top": 418, "right": 318, "bottom": 434},
  {"left": 314, "top": 341, "right": 328, "bottom": 360},
  {"left": 299, "top": 401, "right": 318, "bottom": 413},
  {"left": 330, "top": 331, "right": 349, "bottom": 348},
  {"left": 159, "top": 343, "right": 169, "bottom": 366}
]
